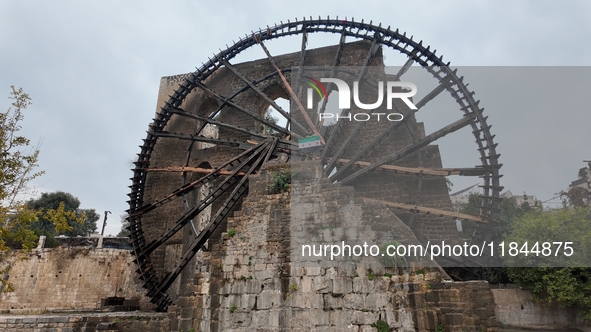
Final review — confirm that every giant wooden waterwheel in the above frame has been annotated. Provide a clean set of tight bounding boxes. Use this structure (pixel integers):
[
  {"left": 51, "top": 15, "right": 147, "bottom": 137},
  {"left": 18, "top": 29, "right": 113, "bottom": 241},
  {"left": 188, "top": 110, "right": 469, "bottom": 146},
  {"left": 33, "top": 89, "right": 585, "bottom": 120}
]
[{"left": 126, "top": 17, "right": 502, "bottom": 311}]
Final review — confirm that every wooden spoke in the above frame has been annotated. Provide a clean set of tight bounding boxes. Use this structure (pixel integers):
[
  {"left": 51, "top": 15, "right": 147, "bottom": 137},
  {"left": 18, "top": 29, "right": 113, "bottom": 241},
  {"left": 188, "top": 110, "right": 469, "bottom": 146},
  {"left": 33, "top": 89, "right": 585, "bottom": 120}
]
[
  {"left": 339, "top": 113, "right": 478, "bottom": 184},
  {"left": 131, "top": 142, "right": 265, "bottom": 218},
  {"left": 315, "top": 26, "right": 347, "bottom": 129},
  {"left": 414, "top": 74, "right": 454, "bottom": 109},
  {"left": 138, "top": 141, "right": 270, "bottom": 258},
  {"left": 362, "top": 197, "right": 494, "bottom": 224},
  {"left": 392, "top": 51, "right": 416, "bottom": 81},
  {"left": 153, "top": 140, "right": 270, "bottom": 297},
  {"left": 333, "top": 158, "right": 492, "bottom": 177},
  {"left": 254, "top": 34, "right": 324, "bottom": 143},
  {"left": 142, "top": 166, "right": 248, "bottom": 176},
  {"left": 327, "top": 104, "right": 413, "bottom": 179},
  {"left": 320, "top": 32, "right": 382, "bottom": 160},
  {"left": 168, "top": 108, "right": 295, "bottom": 149},
  {"left": 155, "top": 132, "right": 249, "bottom": 148},
  {"left": 192, "top": 80, "right": 296, "bottom": 138},
  {"left": 218, "top": 58, "right": 308, "bottom": 134}
]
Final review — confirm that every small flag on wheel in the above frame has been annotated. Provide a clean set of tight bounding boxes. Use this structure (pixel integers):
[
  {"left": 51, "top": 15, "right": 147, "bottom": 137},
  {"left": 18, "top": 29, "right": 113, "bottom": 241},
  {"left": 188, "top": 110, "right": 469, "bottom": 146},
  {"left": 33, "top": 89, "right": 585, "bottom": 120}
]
[{"left": 298, "top": 135, "right": 323, "bottom": 153}]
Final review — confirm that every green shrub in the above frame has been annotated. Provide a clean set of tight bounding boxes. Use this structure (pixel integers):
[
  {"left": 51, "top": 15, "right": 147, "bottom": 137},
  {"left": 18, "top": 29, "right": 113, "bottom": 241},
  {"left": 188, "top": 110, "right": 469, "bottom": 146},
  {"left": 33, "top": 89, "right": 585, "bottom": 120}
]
[
  {"left": 268, "top": 170, "right": 290, "bottom": 194},
  {"left": 370, "top": 319, "right": 390, "bottom": 332}
]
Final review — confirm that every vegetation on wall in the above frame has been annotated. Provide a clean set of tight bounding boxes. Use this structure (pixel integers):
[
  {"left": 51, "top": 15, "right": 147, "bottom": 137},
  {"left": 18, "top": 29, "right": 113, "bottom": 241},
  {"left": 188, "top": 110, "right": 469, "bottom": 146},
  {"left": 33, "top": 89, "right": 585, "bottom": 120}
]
[{"left": 268, "top": 170, "right": 291, "bottom": 194}]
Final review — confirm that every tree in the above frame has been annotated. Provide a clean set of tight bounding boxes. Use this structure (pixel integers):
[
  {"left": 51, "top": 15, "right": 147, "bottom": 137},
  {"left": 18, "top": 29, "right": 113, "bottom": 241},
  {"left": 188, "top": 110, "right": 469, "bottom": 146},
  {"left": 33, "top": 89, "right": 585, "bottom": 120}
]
[
  {"left": 0, "top": 86, "right": 43, "bottom": 251},
  {"left": 27, "top": 191, "right": 98, "bottom": 237},
  {"left": 262, "top": 110, "right": 281, "bottom": 136},
  {"left": 505, "top": 201, "right": 591, "bottom": 318},
  {"left": 74, "top": 208, "right": 100, "bottom": 236},
  {"left": 560, "top": 186, "right": 591, "bottom": 209},
  {"left": 459, "top": 193, "right": 528, "bottom": 241},
  {"left": 117, "top": 214, "right": 130, "bottom": 237},
  {"left": 459, "top": 193, "right": 536, "bottom": 284},
  {"left": 460, "top": 189, "right": 591, "bottom": 317},
  {"left": 0, "top": 87, "right": 94, "bottom": 252}
]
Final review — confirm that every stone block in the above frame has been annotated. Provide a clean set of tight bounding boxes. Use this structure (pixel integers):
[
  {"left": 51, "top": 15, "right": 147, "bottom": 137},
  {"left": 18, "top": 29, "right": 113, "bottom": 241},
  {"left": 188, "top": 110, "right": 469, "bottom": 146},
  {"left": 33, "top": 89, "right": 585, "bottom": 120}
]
[
  {"left": 300, "top": 276, "right": 313, "bottom": 292},
  {"left": 343, "top": 293, "right": 364, "bottom": 310},
  {"left": 309, "top": 293, "right": 324, "bottom": 309},
  {"left": 240, "top": 293, "right": 257, "bottom": 309},
  {"left": 332, "top": 278, "right": 353, "bottom": 294},
  {"left": 438, "top": 289, "right": 461, "bottom": 303},
  {"left": 351, "top": 311, "right": 378, "bottom": 325},
  {"left": 96, "top": 322, "right": 113, "bottom": 330},
  {"left": 254, "top": 269, "right": 275, "bottom": 280},
  {"left": 251, "top": 310, "right": 269, "bottom": 326},
  {"left": 199, "top": 320, "right": 211, "bottom": 332},
  {"left": 360, "top": 325, "right": 375, "bottom": 332},
  {"left": 424, "top": 291, "right": 439, "bottom": 303},
  {"left": 427, "top": 282, "right": 445, "bottom": 290},
  {"left": 258, "top": 291, "right": 282, "bottom": 310},
  {"left": 442, "top": 313, "right": 463, "bottom": 325},
  {"left": 310, "top": 277, "right": 331, "bottom": 293},
  {"left": 374, "top": 294, "right": 391, "bottom": 310},
  {"left": 219, "top": 282, "right": 232, "bottom": 295},
  {"left": 374, "top": 277, "right": 391, "bottom": 293},
  {"left": 305, "top": 266, "right": 321, "bottom": 276},
  {"left": 329, "top": 309, "right": 354, "bottom": 326},
  {"left": 268, "top": 309, "right": 281, "bottom": 327},
  {"left": 37, "top": 328, "right": 54, "bottom": 332},
  {"left": 309, "top": 309, "right": 330, "bottom": 326},
  {"left": 231, "top": 280, "right": 246, "bottom": 294},
  {"left": 408, "top": 292, "right": 425, "bottom": 308},
  {"left": 353, "top": 277, "right": 372, "bottom": 293},
  {"left": 245, "top": 279, "right": 262, "bottom": 293}
]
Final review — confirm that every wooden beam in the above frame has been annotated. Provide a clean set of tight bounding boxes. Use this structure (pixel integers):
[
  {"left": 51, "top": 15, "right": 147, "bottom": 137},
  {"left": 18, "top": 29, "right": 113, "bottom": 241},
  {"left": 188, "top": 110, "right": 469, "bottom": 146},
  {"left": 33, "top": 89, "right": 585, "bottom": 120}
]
[
  {"left": 143, "top": 166, "right": 248, "bottom": 176},
  {"left": 192, "top": 80, "right": 298, "bottom": 138},
  {"left": 217, "top": 58, "right": 308, "bottom": 135},
  {"left": 339, "top": 113, "right": 477, "bottom": 184},
  {"left": 334, "top": 158, "right": 489, "bottom": 176},
  {"left": 361, "top": 197, "right": 493, "bottom": 224},
  {"left": 253, "top": 34, "right": 325, "bottom": 144}
]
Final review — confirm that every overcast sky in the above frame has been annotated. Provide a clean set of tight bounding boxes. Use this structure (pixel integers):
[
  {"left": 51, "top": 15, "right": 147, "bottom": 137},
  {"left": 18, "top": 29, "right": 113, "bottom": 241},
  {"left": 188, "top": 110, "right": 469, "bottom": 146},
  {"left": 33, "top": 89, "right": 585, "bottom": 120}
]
[{"left": 1, "top": 1, "right": 589, "bottom": 235}]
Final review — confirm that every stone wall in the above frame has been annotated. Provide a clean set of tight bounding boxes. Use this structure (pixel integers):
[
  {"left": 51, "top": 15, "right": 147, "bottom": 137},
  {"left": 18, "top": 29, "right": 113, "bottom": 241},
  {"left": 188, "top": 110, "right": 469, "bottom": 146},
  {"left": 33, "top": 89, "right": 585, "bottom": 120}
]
[
  {"left": 492, "top": 287, "right": 591, "bottom": 331},
  {"left": 164, "top": 164, "right": 497, "bottom": 332},
  {"left": 0, "top": 248, "right": 154, "bottom": 313},
  {"left": 0, "top": 312, "right": 167, "bottom": 332}
]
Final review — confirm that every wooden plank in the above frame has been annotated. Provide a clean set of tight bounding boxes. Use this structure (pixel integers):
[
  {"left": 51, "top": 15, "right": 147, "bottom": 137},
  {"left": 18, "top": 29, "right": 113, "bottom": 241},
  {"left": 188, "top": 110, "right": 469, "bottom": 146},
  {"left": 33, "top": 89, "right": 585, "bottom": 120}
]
[
  {"left": 361, "top": 197, "right": 493, "bottom": 224},
  {"left": 155, "top": 132, "right": 241, "bottom": 147},
  {"left": 334, "top": 158, "right": 488, "bottom": 176},
  {"left": 142, "top": 166, "right": 247, "bottom": 176}
]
